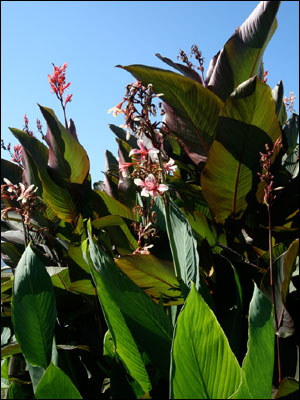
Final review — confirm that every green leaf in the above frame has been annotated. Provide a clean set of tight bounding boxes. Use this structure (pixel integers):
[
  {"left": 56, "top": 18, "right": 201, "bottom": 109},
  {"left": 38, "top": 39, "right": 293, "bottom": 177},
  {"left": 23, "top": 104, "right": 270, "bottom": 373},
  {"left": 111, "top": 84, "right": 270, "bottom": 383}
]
[
  {"left": 272, "top": 80, "right": 287, "bottom": 127},
  {"left": 11, "top": 244, "right": 57, "bottom": 369},
  {"left": 164, "top": 198, "right": 199, "bottom": 290},
  {"left": 1, "top": 343, "right": 21, "bottom": 358},
  {"left": 9, "top": 128, "right": 77, "bottom": 224},
  {"left": 84, "top": 226, "right": 173, "bottom": 379},
  {"left": 206, "top": 1, "right": 280, "bottom": 101},
  {"left": 201, "top": 77, "right": 282, "bottom": 223},
  {"left": 170, "top": 283, "right": 241, "bottom": 399},
  {"left": 95, "top": 190, "right": 136, "bottom": 221},
  {"left": 39, "top": 105, "right": 89, "bottom": 187},
  {"left": 82, "top": 238, "right": 152, "bottom": 396},
  {"left": 68, "top": 215, "right": 89, "bottom": 273},
  {"left": 34, "top": 362, "right": 82, "bottom": 399},
  {"left": 274, "top": 377, "right": 299, "bottom": 399},
  {"left": 68, "top": 279, "right": 95, "bottom": 295},
  {"left": 115, "top": 254, "right": 184, "bottom": 305},
  {"left": 119, "top": 64, "right": 223, "bottom": 159},
  {"left": 283, "top": 113, "right": 299, "bottom": 155},
  {"left": 231, "top": 284, "right": 274, "bottom": 399}
]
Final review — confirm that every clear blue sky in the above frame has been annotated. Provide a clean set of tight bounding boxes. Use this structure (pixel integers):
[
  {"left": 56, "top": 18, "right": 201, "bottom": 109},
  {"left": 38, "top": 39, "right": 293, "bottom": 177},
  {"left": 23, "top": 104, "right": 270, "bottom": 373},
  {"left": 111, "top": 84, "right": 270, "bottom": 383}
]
[{"left": 1, "top": 1, "right": 299, "bottom": 184}]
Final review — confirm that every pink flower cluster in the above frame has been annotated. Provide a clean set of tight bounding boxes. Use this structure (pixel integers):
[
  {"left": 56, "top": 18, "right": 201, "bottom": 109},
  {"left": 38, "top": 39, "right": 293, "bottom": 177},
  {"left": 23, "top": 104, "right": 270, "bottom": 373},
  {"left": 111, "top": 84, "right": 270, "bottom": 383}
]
[
  {"left": 119, "top": 139, "right": 177, "bottom": 198},
  {"left": 48, "top": 63, "right": 72, "bottom": 106}
]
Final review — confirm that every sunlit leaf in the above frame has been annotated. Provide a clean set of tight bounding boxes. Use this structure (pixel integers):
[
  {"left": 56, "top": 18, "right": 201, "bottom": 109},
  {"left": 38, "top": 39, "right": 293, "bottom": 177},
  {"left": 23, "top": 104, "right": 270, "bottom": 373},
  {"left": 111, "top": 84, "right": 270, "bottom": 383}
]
[
  {"left": 231, "top": 284, "right": 274, "bottom": 399},
  {"left": 115, "top": 254, "right": 183, "bottom": 305},
  {"left": 170, "top": 283, "right": 241, "bottom": 399},
  {"left": 12, "top": 245, "right": 56, "bottom": 369},
  {"left": 119, "top": 64, "right": 223, "bottom": 160},
  {"left": 35, "top": 362, "right": 82, "bottom": 399},
  {"left": 205, "top": 1, "right": 280, "bottom": 101},
  {"left": 201, "top": 77, "right": 282, "bottom": 223}
]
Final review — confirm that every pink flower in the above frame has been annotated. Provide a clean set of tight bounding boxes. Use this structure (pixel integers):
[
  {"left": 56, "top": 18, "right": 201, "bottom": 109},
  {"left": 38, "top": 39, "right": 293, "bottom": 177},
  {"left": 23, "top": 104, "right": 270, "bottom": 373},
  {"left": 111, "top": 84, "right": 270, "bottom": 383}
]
[
  {"left": 129, "top": 139, "right": 159, "bottom": 160},
  {"left": 164, "top": 158, "right": 177, "bottom": 174},
  {"left": 119, "top": 161, "right": 134, "bottom": 177},
  {"left": 134, "top": 174, "right": 168, "bottom": 197},
  {"left": 108, "top": 99, "right": 125, "bottom": 117}
]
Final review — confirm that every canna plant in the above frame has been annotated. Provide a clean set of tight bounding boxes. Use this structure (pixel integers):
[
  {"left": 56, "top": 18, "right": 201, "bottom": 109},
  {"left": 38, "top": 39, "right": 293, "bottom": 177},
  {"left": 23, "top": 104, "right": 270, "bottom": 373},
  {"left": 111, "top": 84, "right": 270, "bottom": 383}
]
[{"left": 1, "top": 1, "right": 299, "bottom": 399}]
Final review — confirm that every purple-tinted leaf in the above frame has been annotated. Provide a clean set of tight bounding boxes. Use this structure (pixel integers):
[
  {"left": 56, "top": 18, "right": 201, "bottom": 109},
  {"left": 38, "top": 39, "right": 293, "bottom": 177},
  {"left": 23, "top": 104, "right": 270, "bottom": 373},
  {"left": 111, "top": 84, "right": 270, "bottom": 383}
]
[
  {"left": 206, "top": 1, "right": 280, "bottom": 101},
  {"left": 102, "top": 150, "right": 119, "bottom": 199},
  {"left": 260, "top": 239, "right": 299, "bottom": 338},
  {"left": 155, "top": 53, "right": 203, "bottom": 84}
]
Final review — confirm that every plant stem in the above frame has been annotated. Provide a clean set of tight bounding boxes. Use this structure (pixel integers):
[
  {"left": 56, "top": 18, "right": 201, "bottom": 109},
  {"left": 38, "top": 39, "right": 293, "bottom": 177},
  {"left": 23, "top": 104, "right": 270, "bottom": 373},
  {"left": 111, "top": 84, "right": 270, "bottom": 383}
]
[{"left": 268, "top": 203, "right": 282, "bottom": 384}]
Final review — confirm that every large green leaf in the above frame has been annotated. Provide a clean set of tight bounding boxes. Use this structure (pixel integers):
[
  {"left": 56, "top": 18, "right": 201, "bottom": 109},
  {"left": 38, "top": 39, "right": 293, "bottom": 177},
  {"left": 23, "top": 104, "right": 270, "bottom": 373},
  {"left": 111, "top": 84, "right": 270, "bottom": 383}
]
[
  {"left": 82, "top": 238, "right": 152, "bottom": 397},
  {"left": 11, "top": 244, "right": 57, "bottom": 369},
  {"left": 170, "top": 283, "right": 241, "bottom": 399},
  {"left": 119, "top": 64, "right": 223, "bottom": 160},
  {"left": 201, "top": 77, "right": 282, "bottom": 224},
  {"left": 164, "top": 198, "right": 199, "bottom": 291},
  {"left": 39, "top": 105, "right": 90, "bottom": 187},
  {"left": 115, "top": 254, "right": 183, "bottom": 305},
  {"left": 84, "top": 222, "right": 173, "bottom": 379},
  {"left": 34, "top": 362, "right": 82, "bottom": 399},
  {"left": 205, "top": 1, "right": 280, "bottom": 101},
  {"left": 10, "top": 128, "right": 77, "bottom": 224},
  {"left": 231, "top": 284, "right": 274, "bottom": 399}
]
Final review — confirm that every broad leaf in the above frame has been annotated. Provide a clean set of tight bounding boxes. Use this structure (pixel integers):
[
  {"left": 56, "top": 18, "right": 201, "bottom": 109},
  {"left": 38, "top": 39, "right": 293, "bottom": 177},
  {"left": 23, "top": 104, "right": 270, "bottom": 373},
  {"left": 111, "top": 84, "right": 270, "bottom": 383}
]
[
  {"left": 82, "top": 238, "right": 152, "bottom": 396},
  {"left": 261, "top": 239, "right": 299, "bottom": 338},
  {"left": 231, "top": 284, "right": 274, "bottom": 399},
  {"left": 201, "top": 77, "right": 282, "bottom": 223},
  {"left": 34, "top": 362, "right": 82, "bottom": 399},
  {"left": 39, "top": 105, "right": 90, "bottom": 187},
  {"left": 119, "top": 64, "right": 223, "bottom": 160},
  {"left": 10, "top": 128, "right": 77, "bottom": 224},
  {"left": 1, "top": 158, "right": 22, "bottom": 186},
  {"left": 205, "top": 1, "right": 280, "bottom": 101},
  {"left": 115, "top": 254, "right": 184, "bottom": 305},
  {"left": 170, "top": 283, "right": 241, "bottom": 399},
  {"left": 84, "top": 223, "right": 173, "bottom": 379},
  {"left": 12, "top": 244, "right": 57, "bottom": 369},
  {"left": 164, "top": 198, "right": 199, "bottom": 291},
  {"left": 274, "top": 377, "right": 299, "bottom": 399}
]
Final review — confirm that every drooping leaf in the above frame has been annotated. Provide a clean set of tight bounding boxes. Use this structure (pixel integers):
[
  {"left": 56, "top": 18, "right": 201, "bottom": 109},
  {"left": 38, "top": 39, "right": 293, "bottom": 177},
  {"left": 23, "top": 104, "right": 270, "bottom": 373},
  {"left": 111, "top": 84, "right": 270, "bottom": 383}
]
[
  {"left": 231, "top": 284, "right": 274, "bottom": 399},
  {"left": 82, "top": 238, "right": 152, "bottom": 397},
  {"left": 84, "top": 223, "right": 173, "bottom": 379},
  {"left": 205, "top": 1, "right": 280, "bottom": 101},
  {"left": 170, "top": 283, "right": 241, "bottom": 399},
  {"left": 201, "top": 77, "right": 282, "bottom": 224},
  {"left": 39, "top": 105, "right": 90, "bottom": 187},
  {"left": 155, "top": 52, "right": 203, "bottom": 84},
  {"left": 115, "top": 254, "right": 184, "bottom": 305},
  {"left": 10, "top": 128, "right": 77, "bottom": 224},
  {"left": 34, "top": 362, "right": 82, "bottom": 399},
  {"left": 261, "top": 239, "right": 299, "bottom": 338},
  {"left": 11, "top": 244, "right": 57, "bottom": 369},
  {"left": 274, "top": 377, "right": 299, "bottom": 399},
  {"left": 119, "top": 64, "right": 223, "bottom": 160}
]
